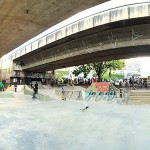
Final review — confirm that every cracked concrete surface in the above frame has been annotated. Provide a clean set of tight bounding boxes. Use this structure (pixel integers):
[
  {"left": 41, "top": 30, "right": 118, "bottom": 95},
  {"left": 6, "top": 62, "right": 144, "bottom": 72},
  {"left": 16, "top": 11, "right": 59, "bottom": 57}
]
[{"left": 0, "top": 93, "right": 150, "bottom": 150}]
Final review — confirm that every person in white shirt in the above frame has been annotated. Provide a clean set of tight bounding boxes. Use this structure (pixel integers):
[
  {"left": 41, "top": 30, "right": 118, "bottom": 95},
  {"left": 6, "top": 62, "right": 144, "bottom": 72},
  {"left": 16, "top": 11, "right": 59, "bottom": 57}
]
[{"left": 80, "top": 90, "right": 89, "bottom": 111}]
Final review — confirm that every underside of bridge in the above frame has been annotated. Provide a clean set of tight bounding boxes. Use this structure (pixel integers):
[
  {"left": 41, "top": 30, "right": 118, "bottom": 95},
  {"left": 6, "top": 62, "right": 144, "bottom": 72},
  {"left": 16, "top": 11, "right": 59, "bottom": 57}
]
[
  {"left": 20, "top": 45, "right": 150, "bottom": 72},
  {"left": 14, "top": 16, "right": 150, "bottom": 72},
  {"left": 0, "top": 0, "right": 108, "bottom": 57}
]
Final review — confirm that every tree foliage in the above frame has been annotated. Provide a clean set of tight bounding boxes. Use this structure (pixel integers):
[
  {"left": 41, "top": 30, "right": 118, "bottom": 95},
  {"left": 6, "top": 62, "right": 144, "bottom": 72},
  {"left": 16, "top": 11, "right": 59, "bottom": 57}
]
[
  {"left": 72, "top": 60, "right": 125, "bottom": 81},
  {"left": 73, "top": 65, "right": 92, "bottom": 78},
  {"left": 107, "top": 60, "right": 125, "bottom": 78}
]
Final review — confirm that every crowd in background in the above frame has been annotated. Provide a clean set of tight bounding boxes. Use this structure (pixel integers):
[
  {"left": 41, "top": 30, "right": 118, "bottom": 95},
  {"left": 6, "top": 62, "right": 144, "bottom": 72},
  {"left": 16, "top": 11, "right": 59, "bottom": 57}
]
[
  {"left": 48, "top": 75, "right": 149, "bottom": 90},
  {"left": 117, "top": 75, "right": 149, "bottom": 89}
]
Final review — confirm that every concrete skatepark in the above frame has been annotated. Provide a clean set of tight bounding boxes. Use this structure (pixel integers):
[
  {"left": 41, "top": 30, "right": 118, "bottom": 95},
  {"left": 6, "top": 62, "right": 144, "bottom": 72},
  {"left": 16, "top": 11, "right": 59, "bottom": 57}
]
[
  {"left": 0, "top": 90, "right": 150, "bottom": 150},
  {"left": 0, "top": 0, "right": 150, "bottom": 149}
]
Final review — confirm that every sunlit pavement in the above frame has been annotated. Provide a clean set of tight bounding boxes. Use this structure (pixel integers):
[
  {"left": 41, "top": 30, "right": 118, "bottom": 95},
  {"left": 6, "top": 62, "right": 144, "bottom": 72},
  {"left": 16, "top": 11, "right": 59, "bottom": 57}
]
[{"left": 0, "top": 93, "right": 150, "bottom": 150}]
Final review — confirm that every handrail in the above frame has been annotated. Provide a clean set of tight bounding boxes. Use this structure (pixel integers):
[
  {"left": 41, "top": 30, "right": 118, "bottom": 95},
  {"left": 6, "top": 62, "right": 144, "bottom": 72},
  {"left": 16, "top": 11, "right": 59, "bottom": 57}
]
[
  {"left": 110, "top": 83, "right": 120, "bottom": 98},
  {"left": 119, "top": 88, "right": 131, "bottom": 104}
]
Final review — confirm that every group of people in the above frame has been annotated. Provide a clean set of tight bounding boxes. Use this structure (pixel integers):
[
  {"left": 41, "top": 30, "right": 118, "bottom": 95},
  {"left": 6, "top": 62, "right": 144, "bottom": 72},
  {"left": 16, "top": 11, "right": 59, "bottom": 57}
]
[
  {"left": 122, "top": 79, "right": 130, "bottom": 89},
  {"left": 30, "top": 82, "right": 89, "bottom": 111},
  {"left": 120, "top": 76, "right": 136, "bottom": 89},
  {"left": 120, "top": 75, "right": 149, "bottom": 90},
  {"left": 0, "top": 80, "right": 17, "bottom": 92}
]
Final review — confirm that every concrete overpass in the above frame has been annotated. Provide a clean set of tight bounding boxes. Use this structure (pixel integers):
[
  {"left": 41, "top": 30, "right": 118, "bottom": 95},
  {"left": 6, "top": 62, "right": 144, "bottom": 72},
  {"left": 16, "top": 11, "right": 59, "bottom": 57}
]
[
  {"left": 13, "top": 0, "right": 150, "bottom": 72},
  {"left": 0, "top": 0, "right": 108, "bottom": 57}
]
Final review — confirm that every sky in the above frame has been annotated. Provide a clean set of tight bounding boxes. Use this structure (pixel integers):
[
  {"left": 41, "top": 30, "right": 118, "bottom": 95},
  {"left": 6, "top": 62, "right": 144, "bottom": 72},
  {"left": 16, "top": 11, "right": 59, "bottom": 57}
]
[
  {"left": 125, "top": 57, "right": 150, "bottom": 77},
  {"left": 3, "top": 0, "right": 150, "bottom": 74}
]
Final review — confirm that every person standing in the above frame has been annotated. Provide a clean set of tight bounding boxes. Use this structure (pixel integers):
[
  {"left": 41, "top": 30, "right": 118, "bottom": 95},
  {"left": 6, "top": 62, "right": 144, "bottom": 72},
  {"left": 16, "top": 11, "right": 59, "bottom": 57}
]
[
  {"left": 32, "top": 82, "right": 38, "bottom": 99},
  {"left": 30, "top": 82, "right": 33, "bottom": 89},
  {"left": 61, "top": 86, "right": 66, "bottom": 101},
  {"left": 14, "top": 82, "right": 17, "bottom": 92},
  {"left": 80, "top": 90, "right": 89, "bottom": 111},
  {"left": 122, "top": 79, "right": 129, "bottom": 88},
  {"left": 131, "top": 75, "right": 135, "bottom": 90},
  {"left": 0, "top": 81, "right": 4, "bottom": 92}
]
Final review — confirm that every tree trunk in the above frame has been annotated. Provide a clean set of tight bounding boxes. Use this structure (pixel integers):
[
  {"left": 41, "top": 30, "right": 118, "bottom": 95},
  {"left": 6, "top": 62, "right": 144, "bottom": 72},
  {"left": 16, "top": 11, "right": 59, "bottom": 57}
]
[
  {"left": 97, "top": 69, "right": 101, "bottom": 82},
  {"left": 109, "top": 68, "right": 112, "bottom": 78}
]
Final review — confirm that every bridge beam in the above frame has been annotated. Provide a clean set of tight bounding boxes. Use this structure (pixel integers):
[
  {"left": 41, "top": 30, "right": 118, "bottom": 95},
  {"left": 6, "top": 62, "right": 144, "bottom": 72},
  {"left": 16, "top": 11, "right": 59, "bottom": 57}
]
[{"left": 20, "top": 23, "right": 150, "bottom": 72}]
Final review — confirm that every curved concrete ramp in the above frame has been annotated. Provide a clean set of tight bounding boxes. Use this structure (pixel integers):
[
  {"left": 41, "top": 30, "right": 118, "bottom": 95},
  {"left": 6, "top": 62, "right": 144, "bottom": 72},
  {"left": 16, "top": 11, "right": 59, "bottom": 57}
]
[
  {"left": 17, "top": 85, "right": 25, "bottom": 93},
  {"left": 32, "top": 81, "right": 43, "bottom": 89},
  {"left": 24, "top": 85, "right": 60, "bottom": 101},
  {"left": 0, "top": 91, "right": 14, "bottom": 98},
  {"left": 5, "top": 85, "right": 14, "bottom": 91},
  {"left": 5, "top": 85, "right": 25, "bottom": 93}
]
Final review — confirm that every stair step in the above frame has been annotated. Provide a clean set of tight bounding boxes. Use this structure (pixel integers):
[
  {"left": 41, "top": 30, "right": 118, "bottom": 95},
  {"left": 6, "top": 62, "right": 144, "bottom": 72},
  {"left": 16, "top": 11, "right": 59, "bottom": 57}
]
[
  {"left": 128, "top": 99, "right": 150, "bottom": 102},
  {"left": 128, "top": 102, "right": 150, "bottom": 105},
  {"left": 129, "top": 97, "right": 150, "bottom": 100},
  {"left": 130, "top": 93, "right": 150, "bottom": 96},
  {"left": 127, "top": 102, "right": 150, "bottom": 105},
  {"left": 129, "top": 96, "right": 150, "bottom": 97},
  {"left": 127, "top": 90, "right": 150, "bottom": 104},
  {"left": 127, "top": 91, "right": 150, "bottom": 105},
  {"left": 129, "top": 95, "right": 150, "bottom": 96},
  {"left": 128, "top": 99, "right": 150, "bottom": 101}
]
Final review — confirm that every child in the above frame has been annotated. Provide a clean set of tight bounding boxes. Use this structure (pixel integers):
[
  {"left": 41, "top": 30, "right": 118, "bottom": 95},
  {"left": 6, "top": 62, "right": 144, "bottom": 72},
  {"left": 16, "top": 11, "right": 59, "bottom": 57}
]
[{"left": 61, "top": 86, "right": 66, "bottom": 101}]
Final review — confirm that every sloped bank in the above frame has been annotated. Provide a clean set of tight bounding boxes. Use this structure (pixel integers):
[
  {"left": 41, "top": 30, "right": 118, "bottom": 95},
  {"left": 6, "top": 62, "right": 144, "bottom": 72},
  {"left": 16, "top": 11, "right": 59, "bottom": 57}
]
[{"left": 24, "top": 85, "right": 59, "bottom": 101}]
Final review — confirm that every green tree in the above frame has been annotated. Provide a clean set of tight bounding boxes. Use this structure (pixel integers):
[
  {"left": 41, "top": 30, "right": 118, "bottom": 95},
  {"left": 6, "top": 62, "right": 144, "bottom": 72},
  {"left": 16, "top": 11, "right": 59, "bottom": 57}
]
[
  {"left": 72, "top": 60, "right": 125, "bottom": 81},
  {"left": 72, "top": 62, "right": 109, "bottom": 81},
  {"left": 92, "top": 62, "right": 108, "bottom": 81},
  {"left": 73, "top": 65, "right": 92, "bottom": 78},
  {"left": 107, "top": 60, "right": 125, "bottom": 78}
]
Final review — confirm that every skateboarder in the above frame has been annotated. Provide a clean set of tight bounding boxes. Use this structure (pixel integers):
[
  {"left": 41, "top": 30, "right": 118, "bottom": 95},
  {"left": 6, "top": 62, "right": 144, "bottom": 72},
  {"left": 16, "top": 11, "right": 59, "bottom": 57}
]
[{"left": 80, "top": 90, "right": 89, "bottom": 111}]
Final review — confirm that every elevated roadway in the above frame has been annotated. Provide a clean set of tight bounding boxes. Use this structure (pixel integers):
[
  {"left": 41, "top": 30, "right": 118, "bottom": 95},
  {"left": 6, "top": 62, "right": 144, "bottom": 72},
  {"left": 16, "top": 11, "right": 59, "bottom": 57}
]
[
  {"left": 13, "top": 0, "right": 150, "bottom": 72},
  {"left": 0, "top": 0, "right": 108, "bottom": 57}
]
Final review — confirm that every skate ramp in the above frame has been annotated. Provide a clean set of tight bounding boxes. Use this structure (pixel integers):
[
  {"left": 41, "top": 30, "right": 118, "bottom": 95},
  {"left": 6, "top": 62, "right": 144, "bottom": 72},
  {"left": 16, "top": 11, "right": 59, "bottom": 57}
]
[
  {"left": 16, "top": 85, "right": 25, "bottom": 92},
  {"left": 5, "top": 85, "right": 14, "bottom": 91},
  {"left": 24, "top": 85, "right": 59, "bottom": 100}
]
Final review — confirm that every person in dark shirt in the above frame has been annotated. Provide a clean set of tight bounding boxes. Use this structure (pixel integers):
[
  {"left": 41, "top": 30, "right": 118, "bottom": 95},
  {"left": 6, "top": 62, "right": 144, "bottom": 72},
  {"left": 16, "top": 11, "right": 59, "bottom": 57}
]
[
  {"left": 14, "top": 82, "right": 17, "bottom": 92},
  {"left": 32, "top": 82, "right": 38, "bottom": 99}
]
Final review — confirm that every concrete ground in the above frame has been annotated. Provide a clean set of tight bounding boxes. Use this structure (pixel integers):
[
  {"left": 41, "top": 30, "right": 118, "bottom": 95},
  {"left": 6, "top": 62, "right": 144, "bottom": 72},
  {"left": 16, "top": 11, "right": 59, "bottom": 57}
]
[{"left": 0, "top": 93, "right": 150, "bottom": 150}]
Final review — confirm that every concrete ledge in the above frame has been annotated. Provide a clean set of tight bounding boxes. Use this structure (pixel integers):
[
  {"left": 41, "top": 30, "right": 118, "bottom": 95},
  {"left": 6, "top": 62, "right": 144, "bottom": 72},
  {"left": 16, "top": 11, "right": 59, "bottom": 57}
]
[{"left": 0, "top": 92, "right": 14, "bottom": 98}]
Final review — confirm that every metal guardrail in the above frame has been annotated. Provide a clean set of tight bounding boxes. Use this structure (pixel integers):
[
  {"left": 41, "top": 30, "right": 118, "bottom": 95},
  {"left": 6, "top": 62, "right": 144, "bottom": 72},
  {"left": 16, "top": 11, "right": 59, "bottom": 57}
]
[
  {"left": 110, "top": 83, "right": 120, "bottom": 98},
  {"left": 118, "top": 88, "right": 131, "bottom": 104}
]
